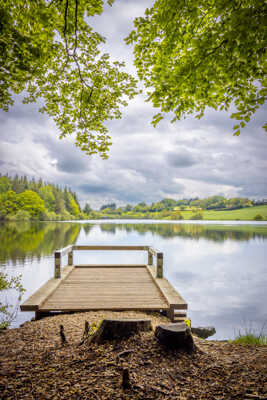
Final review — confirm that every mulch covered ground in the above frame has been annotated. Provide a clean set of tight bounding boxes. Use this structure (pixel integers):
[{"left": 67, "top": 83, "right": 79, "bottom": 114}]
[{"left": 0, "top": 311, "right": 266, "bottom": 400}]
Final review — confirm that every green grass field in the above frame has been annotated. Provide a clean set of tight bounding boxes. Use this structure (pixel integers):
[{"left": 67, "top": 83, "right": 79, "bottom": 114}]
[
  {"left": 96, "top": 205, "right": 267, "bottom": 221},
  {"left": 178, "top": 205, "right": 267, "bottom": 221}
]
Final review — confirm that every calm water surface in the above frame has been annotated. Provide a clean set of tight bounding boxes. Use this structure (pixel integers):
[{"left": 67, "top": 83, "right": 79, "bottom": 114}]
[{"left": 1, "top": 220, "right": 266, "bottom": 340}]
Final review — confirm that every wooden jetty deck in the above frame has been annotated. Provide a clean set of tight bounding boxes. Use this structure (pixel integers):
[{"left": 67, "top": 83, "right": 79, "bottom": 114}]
[{"left": 20, "top": 245, "right": 187, "bottom": 322}]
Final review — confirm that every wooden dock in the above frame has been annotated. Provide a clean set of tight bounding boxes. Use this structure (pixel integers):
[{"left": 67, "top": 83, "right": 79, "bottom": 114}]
[{"left": 20, "top": 245, "right": 187, "bottom": 322}]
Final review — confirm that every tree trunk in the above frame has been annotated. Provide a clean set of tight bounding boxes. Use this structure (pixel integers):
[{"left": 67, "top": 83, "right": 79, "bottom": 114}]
[
  {"left": 88, "top": 319, "right": 152, "bottom": 344},
  {"left": 155, "top": 322, "right": 195, "bottom": 353}
]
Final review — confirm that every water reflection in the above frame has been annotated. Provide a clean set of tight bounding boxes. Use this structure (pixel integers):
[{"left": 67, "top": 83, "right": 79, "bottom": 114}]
[
  {"left": 0, "top": 221, "right": 81, "bottom": 266},
  {"left": 0, "top": 221, "right": 81, "bottom": 328},
  {"left": 0, "top": 220, "right": 266, "bottom": 339},
  {"left": 96, "top": 222, "right": 267, "bottom": 242}
]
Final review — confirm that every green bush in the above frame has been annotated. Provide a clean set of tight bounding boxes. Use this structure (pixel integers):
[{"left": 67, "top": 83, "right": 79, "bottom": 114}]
[
  {"left": 41, "top": 211, "right": 58, "bottom": 221},
  {"left": 14, "top": 210, "right": 31, "bottom": 221},
  {"left": 0, "top": 272, "right": 25, "bottom": 329},
  {"left": 254, "top": 214, "right": 263, "bottom": 220},
  {"left": 190, "top": 213, "right": 203, "bottom": 220},
  {"left": 60, "top": 210, "right": 73, "bottom": 220},
  {"left": 170, "top": 212, "right": 184, "bottom": 220}
]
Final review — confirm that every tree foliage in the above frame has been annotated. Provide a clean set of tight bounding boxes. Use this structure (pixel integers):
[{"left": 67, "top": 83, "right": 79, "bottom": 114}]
[
  {"left": 0, "top": 174, "right": 81, "bottom": 220},
  {"left": 0, "top": 177, "right": 12, "bottom": 193},
  {"left": 0, "top": 272, "right": 25, "bottom": 329},
  {"left": 39, "top": 185, "right": 56, "bottom": 212},
  {"left": 17, "top": 190, "right": 46, "bottom": 219},
  {"left": 0, "top": 0, "right": 137, "bottom": 158},
  {"left": 83, "top": 203, "right": 92, "bottom": 214},
  {"left": 126, "top": 0, "right": 267, "bottom": 134}
]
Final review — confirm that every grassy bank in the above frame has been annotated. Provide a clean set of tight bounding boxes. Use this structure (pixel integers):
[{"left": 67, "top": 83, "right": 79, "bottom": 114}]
[
  {"left": 94, "top": 205, "right": 267, "bottom": 221},
  {"left": 194, "top": 205, "right": 267, "bottom": 221},
  {"left": 231, "top": 333, "right": 267, "bottom": 346}
]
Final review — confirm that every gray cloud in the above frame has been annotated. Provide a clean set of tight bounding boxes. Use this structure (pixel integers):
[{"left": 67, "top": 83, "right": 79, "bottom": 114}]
[
  {"left": 78, "top": 183, "right": 111, "bottom": 195},
  {"left": 166, "top": 150, "right": 198, "bottom": 168}
]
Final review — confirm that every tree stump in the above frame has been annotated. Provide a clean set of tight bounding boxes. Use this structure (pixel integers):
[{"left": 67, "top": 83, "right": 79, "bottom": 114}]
[
  {"left": 88, "top": 319, "right": 152, "bottom": 344},
  {"left": 155, "top": 322, "right": 194, "bottom": 352}
]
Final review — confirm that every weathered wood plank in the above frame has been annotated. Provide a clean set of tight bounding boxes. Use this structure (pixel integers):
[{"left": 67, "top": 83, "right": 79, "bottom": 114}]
[
  {"left": 148, "top": 247, "right": 161, "bottom": 256},
  {"left": 55, "top": 245, "right": 73, "bottom": 257},
  {"left": 21, "top": 261, "right": 187, "bottom": 320},
  {"left": 146, "top": 265, "right": 187, "bottom": 310},
  {"left": 40, "top": 305, "right": 169, "bottom": 312},
  {"left": 72, "top": 245, "right": 149, "bottom": 251},
  {"left": 20, "top": 265, "right": 74, "bottom": 311},
  {"left": 40, "top": 266, "right": 169, "bottom": 311},
  {"left": 75, "top": 264, "right": 147, "bottom": 268}
]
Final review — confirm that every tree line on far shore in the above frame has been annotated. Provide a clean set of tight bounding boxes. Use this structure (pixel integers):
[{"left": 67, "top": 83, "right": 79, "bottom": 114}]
[
  {"left": 0, "top": 174, "right": 81, "bottom": 221},
  {"left": 1, "top": 174, "right": 266, "bottom": 222},
  {"left": 95, "top": 197, "right": 266, "bottom": 220}
]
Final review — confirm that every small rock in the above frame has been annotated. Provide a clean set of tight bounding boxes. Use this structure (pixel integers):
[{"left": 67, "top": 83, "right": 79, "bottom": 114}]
[{"left": 191, "top": 326, "right": 216, "bottom": 339}]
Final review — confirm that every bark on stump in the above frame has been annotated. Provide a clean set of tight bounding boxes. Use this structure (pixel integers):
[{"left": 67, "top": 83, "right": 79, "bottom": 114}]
[
  {"left": 88, "top": 319, "right": 152, "bottom": 344},
  {"left": 155, "top": 322, "right": 195, "bottom": 353}
]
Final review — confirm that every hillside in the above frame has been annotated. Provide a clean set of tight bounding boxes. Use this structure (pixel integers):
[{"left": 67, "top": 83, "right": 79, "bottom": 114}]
[
  {"left": 177, "top": 205, "right": 267, "bottom": 221},
  {"left": 93, "top": 205, "right": 267, "bottom": 221}
]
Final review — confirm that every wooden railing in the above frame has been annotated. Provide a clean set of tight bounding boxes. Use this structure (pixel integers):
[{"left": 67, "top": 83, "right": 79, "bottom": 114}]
[{"left": 54, "top": 245, "right": 163, "bottom": 279}]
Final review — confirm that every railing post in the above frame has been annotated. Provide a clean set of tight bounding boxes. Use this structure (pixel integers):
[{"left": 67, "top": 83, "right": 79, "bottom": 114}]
[
  {"left": 156, "top": 252, "right": 163, "bottom": 278},
  {"left": 68, "top": 250, "right": 73, "bottom": 266},
  {"left": 148, "top": 249, "right": 153, "bottom": 265},
  {"left": 54, "top": 251, "right": 61, "bottom": 278}
]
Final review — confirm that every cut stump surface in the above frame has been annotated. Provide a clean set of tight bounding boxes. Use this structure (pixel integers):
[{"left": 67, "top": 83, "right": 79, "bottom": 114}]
[
  {"left": 89, "top": 318, "right": 152, "bottom": 343},
  {"left": 155, "top": 322, "right": 195, "bottom": 352}
]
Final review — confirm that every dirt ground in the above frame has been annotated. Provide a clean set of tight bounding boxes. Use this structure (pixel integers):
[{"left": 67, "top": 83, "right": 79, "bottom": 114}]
[{"left": 0, "top": 311, "right": 266, "bottom": 400}]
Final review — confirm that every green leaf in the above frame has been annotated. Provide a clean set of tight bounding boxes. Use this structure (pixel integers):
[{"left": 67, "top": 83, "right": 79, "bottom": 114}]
[
  {"left": 126, "top": 0, "right": 266, "bottom": 136},
  {"left": 0, "top": 0, "right": 137, "bottom": 158}
]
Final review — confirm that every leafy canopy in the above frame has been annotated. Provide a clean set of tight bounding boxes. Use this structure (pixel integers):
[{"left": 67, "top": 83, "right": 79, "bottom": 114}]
[
  {"left": 0, "top": 0, "right": 138, "bottom": 158},
  {"left": 126, "top": 0, "right": 267, "bottom": 134}
]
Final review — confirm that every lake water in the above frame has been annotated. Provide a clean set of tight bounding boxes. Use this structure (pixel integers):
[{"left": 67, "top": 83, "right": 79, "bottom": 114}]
[{"left": 1, "top": 220, "right": 267, "bottom": 340}]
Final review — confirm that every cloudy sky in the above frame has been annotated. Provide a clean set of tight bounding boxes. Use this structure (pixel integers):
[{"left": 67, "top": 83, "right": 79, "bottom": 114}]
[{"left": 0, "top": 0, "right": 266, "bottom": 209}]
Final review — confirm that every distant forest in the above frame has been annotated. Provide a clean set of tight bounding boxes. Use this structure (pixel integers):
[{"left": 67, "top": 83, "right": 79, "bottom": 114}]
[
  {"left": 0, "top": 174, "right": 82, "bottom": 221},
  {"left": 99, "top": 196, "right": 253, "bottom": 214},
  {"left": 0, "top": 174, "right": 266, "bottom": 221},
  {"left": 95, "top": 197, "right": 267, "bottom": 220}
]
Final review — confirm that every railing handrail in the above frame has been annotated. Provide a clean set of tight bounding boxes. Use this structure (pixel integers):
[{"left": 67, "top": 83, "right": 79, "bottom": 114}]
[
  {"left": 73, "top": 245, "right": 149, "bottom": 251},
  {"left": 54, "top": 245, "right": 163, "bottom": 279}
]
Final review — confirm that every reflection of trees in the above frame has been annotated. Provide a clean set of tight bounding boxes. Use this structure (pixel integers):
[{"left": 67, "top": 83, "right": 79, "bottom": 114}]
[
  {"left": 98, "top": 224, "right": 117, "bottom": 234},
  {"left": 1, "top": 221, "right": 265, "bottom": 266},
  {"left": 0, "top": 221, "right": 81, "bottom": 265},
  {"left": 83, "top": 224, "right": 94, "bottom": 235},
  {"left": 99, "top": 223, "right": 267, "bottom": 242}
]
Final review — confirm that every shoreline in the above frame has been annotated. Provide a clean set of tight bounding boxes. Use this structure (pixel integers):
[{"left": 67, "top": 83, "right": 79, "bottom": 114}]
[
  {"left": 1, "top": 310, "right": 266, "bottom": 399},
  {"left": 2, "top": 217, "right": 267, "bottom": 223},
  {"left": 2, "top": 205, "right": 267, "bottom": 222}
]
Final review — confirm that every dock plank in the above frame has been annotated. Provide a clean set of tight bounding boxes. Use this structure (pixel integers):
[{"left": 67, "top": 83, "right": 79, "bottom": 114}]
[
  {"left": 20, "top": 265, "right": 74, "bottom": 311},
  {"left": 21, "top": 263, "right": 187, "bottom": 317},
  {"left": 39, "top": 266, "right": 169, "bottom": 312},
  {"left": 146, "top": 265, "right": 187, "bottom": 310}
]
